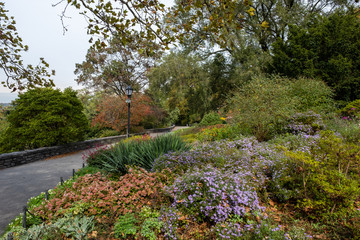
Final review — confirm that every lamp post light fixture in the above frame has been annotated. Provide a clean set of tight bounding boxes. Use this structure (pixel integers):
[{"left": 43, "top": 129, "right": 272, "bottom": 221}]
[{"left": 126, "top": 86, "right": 133, "bottom": 138}]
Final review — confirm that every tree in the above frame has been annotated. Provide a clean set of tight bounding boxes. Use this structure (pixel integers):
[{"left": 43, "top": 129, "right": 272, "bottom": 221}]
[
  {"left": 60, "top": 0, "right": 357, "bottom": 56},
  {"left": 0, "top": 2, "right": 54, "bottom": 92},
  {"left": 207, "top": 53, "right": 236, "bottom": 111},
  {"left": 57, "top": 0, "right": 254, "bottom": 53},
  {"left": 270, "top": 10, "right": 360, "bottom": 101},
  {"left": 74, "top": 34, "right": 161, "bottom": 95},
  {"left": 148, "top": 52, "right": 210, "bottom": 124},
  {"left": 57, "top": 0, "right": 174, "bottom": 50},
  {"left": 92, "top": 93, "right": 165, "bottom": 133},
  {"left": 169, "top": 0, "right": 356, "bottom": 55},
  {"left": 0, "top": 88, "right": 89, "bottom": 153}
]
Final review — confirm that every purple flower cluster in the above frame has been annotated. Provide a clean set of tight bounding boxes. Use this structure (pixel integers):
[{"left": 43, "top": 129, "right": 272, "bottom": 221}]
[
  {"left": 160, "top": 206, "right": 179, "bottom": 240},
  {"left": 155, "top": 134, "right": 323, "bottom": 239},
  {"left": 153, "top": 136, "right": 281, "bottom": 184},
  {"left": 167, "top": 165, "right": 265, "bottom": 222},
  {"left": 286, "top": 111, "right": 325, "bottom": 135},
  {"left": 212, "top": 221, "right": 247, "bottom": 239}
]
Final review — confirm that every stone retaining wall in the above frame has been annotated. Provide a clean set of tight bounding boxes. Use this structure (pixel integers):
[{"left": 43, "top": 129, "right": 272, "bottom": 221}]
[{"left": 0, "top": 126, "right": 175, "bottom": 169}]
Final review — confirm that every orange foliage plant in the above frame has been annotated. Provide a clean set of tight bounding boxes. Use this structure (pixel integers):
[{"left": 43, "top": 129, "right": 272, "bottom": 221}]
[{"left": 92, "top": 93, "right": 154, "bottom": 132}]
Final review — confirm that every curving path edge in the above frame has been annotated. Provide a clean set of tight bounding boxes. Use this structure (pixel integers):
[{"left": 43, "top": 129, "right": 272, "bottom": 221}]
[{"left": 0, "top": 128, "right": 188, "bottom": 235}]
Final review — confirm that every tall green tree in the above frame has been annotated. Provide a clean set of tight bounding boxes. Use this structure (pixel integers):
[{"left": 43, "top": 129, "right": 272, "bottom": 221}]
[
  {"left": 148, "top": 52, "right": 210, "bottom": 124},
  {"left": 270, "top": 10, "right": 360, "bottom": 101},
  {"left": 0, "top": 88, "right": 89, "bottom": 153},
  {"left": 168, "top": 0, "right": 355, "bottom": 56},
  {"left": 207, "top": 53, "right": 235, "bottom": 111},
  {"left": 0, "top": 2, "right": 54, "bottom": 91}
]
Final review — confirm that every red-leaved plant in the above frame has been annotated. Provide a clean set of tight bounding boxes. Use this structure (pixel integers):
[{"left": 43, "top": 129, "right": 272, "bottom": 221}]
[{"left": 34, "top": 167, "right": 173, "bottom": 222}]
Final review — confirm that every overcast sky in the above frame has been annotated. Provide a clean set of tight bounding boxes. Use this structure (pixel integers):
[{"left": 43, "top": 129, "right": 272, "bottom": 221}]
[
  {"left": 0, "top": 0, "right": 92, "bottom": 102},
  {"left": 0, "top": 0, "right": 174, "bottom": 103}
]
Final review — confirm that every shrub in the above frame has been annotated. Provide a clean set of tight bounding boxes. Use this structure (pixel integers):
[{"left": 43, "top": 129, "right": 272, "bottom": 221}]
[
  {"left": 82, "top": 145, "right": 112, "bottom": 168},
  {"left": 269, "top": 131, "right": 360, "bottom": 215},
  {"left": 199, "top": 112, "right": 224, "bottom": 126},
  {"left": 0, "top": 88, "right": 89, "bottom": 153},
  {"left": 161, "top": 164, "right": 270, "bottom": 239},
  {"left": 325, "top": 115, "right": 360, "bottom": 143},
  {"left": 153, "top": 136, "right": 278, "bottom": 183},
  {"left": 338, "top": 99, "right": 360, "bottom": 120},
  {"left": 9, "top": 215, "right": 95, "bottom": 240},
  {"left": 285, "top": 111, "right": 325, "bottom": 135},
  {"left": 113, "top": 207, "right": 163, "bottom": 240},
  {"left": 197, "top": 124, "right": 241, "bottom": 142},
  {"left": 228, "top": 75, "right": 334, "bottom": 141},
  {"left": 113, "top": 213, "right": 139, "bottom": 239},
  {"left": 97, "top": 129, "right": 120, "bottom": 138},
  {"left": 122, "top": 134, "right": 151, "bottom": 144},
  {"left": 34, "top": 168, "right": 171, "bottom": 222},
  {"left": 166, "top": 165, "right": 265, "bottom": 223}
]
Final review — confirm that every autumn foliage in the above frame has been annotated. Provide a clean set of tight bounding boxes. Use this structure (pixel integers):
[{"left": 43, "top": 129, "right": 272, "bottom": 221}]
[
  {"left": 34, "top": 167, "right": 170, "bottom": 222},
  {"left": 92, "top": 93, "right": 159, "bottom": 133}
]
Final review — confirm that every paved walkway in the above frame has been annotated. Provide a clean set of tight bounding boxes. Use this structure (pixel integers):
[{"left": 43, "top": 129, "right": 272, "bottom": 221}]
[
  {"left": 0, "top": 128, "right": 188, "bottom": 235},
  {"left": 0, "top": 150, "right": 87, "bottom": 235}
]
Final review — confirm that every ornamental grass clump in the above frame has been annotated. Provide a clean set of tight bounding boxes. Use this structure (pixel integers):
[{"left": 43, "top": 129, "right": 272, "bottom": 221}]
[{"left": 85, "top": 133, "right": 191, "bottom": 175}]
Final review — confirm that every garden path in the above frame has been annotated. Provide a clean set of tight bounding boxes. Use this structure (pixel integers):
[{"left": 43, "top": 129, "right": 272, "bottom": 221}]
[{"left": 0, "top": 129, "right": 187, "bottom": 235}]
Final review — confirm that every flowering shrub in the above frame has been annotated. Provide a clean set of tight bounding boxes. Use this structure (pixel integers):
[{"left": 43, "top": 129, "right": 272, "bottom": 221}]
[
  {"left": 153, "top": 136, "right": 281, "bottom": 184},
  {"left": 34, "top": 167, "right": 171, "bottom": 222},
  {"left": 339, "top": 99, "right": 360, "bottom": 120},
  {"left": 286, "top": 111, "right": 325, "bottom": 135},
  {"left": 167, "top": 165, "right": 265, "bottom": 222},
  {"left": 155, "top": 137, "right": 297, "bottom": 239}
]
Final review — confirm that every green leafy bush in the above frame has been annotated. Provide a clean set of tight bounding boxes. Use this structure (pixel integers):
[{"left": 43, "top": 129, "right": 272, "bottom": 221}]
[
  {"left": 325, "top": 115, "right": 360, "bottom": 143},
  {"left": 139, "top": 207, "right": 163, "bottom": 240},
  {"left": 196, "top": 124, "right": 241, "bottom": 142},
  {"left": 114, "top": 213, "right": 139, "bottom": 239},
  {"left": 270, "top": 131, "right": 360, "bottom": 216},
  {"left": 10, "top": 215, "right": 95, "bottom": 240},
  {"left": 97, "top": 129, "right": 120, "bottom": 138},
  {"left": 0, "top": 88, "right": 89, "bottom": 153},
  {"left": 199, "top": 112, "right": 224, "bottom": 126},
  {"left": 228, "top": 75, "right": 334, "bottom": 141},
  {"left": 338, "top": 99, "right": 360, "bottom": 120}
]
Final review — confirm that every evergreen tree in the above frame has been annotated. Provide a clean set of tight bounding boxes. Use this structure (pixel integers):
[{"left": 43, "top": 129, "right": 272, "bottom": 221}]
[{"left": 0, "top": 88, "right": 89, "bottom": 153}]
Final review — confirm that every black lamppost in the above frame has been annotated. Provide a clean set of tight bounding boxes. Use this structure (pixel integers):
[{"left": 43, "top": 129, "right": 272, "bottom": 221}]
[{"left": 126, "top": 86, "right": 133, "bottom": 138}]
